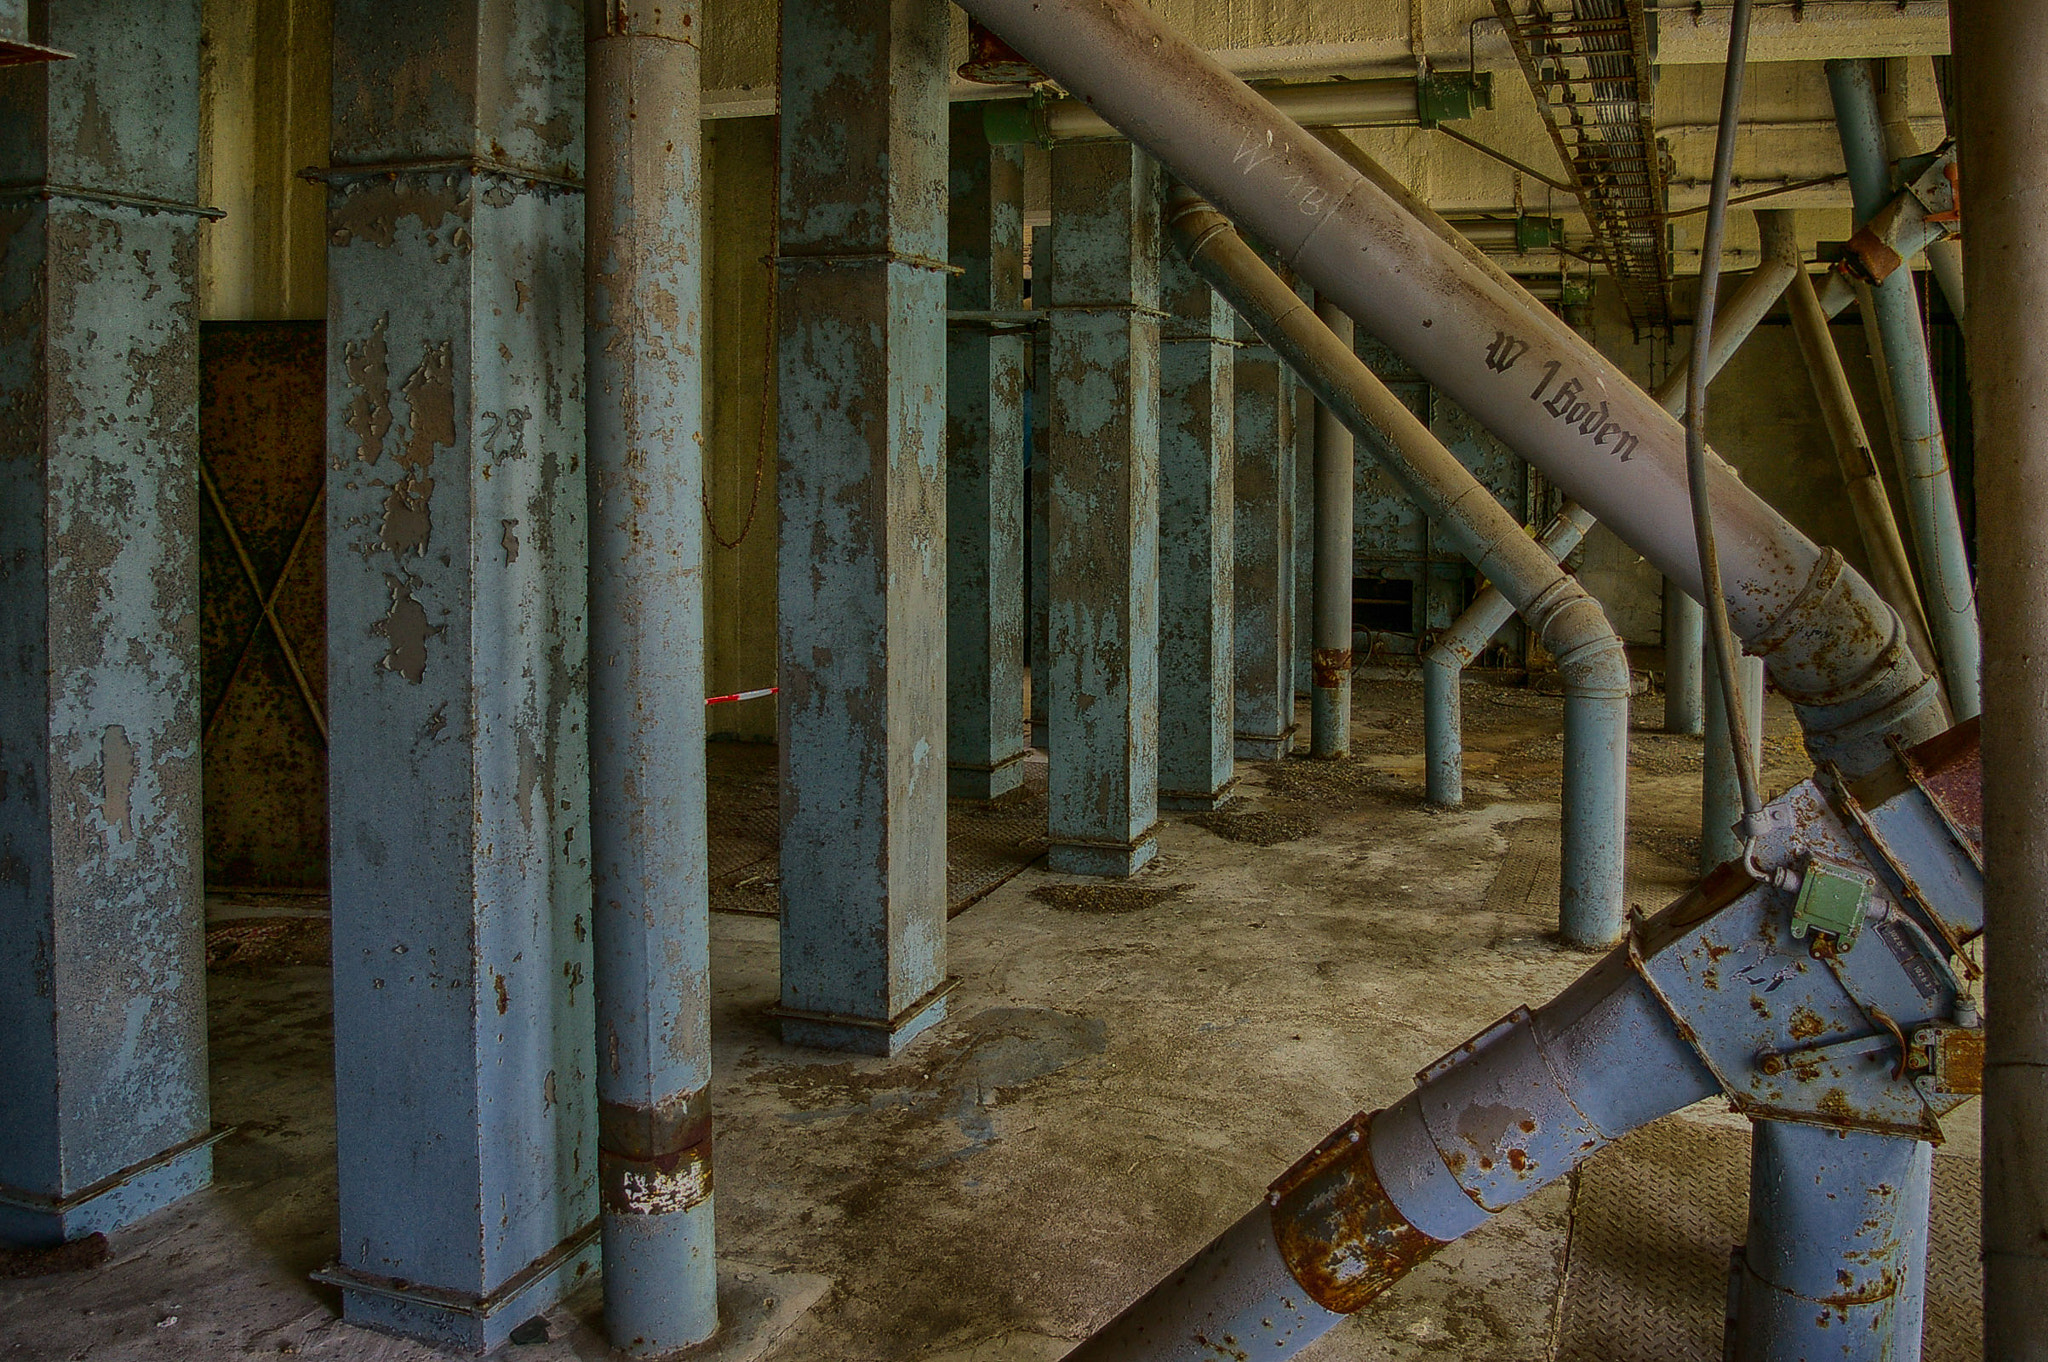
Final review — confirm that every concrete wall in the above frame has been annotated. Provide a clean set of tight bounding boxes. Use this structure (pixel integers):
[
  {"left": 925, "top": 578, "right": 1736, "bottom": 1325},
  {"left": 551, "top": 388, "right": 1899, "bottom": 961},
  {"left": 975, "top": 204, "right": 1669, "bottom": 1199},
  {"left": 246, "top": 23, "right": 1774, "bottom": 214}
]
[
  {"left": 199, "top": 0, "right": 329, "bottom": 321},
  {"left": 703, "top": 115, "right": 779, "bottom": 740}
]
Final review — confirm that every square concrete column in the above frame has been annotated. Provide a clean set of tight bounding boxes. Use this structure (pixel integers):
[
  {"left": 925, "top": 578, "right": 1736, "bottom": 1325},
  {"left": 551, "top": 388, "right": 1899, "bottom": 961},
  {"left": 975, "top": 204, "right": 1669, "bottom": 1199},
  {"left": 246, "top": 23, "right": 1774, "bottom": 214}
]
[
  {"left": 1233, "top": 339, "right": 1298, "bottom": 759},
  {"left": 1045, "top": 142, "right": 1162, "bottom": 877},
  {"left": 1156, "top": 233, "right": 1235, "bottom": 810},
  {"left": 0, "top": 1, "right": 214, "bottom": 1248},
  {"left": 1291, "top": 367, "right": 1317, "bottom": 701},
  {"left": 321, "top": 4, "right": 595, "bottom": 1348},
  {"left": 773, "top": 0, "right": 952, "bottom": 1056},
  {"left": 1028, "top": 227, "right": 1051, "bottom": 748},
  {"left": 945, "top": 105, "right": 1027, "bottom": 801}
]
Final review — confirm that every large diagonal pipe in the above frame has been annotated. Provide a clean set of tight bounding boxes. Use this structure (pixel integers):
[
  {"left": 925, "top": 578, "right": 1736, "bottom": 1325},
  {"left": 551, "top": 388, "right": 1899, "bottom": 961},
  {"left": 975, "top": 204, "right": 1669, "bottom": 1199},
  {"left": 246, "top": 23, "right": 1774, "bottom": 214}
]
[
  {"left": 1424, "top": 211, "right": 1803, "bottom": 815},
  {"left": 960, "top": 0, "right": 1944, "bottom": 780},
  {"left": 1168, "top": 192, "right": 1633, "bottom": 950}
]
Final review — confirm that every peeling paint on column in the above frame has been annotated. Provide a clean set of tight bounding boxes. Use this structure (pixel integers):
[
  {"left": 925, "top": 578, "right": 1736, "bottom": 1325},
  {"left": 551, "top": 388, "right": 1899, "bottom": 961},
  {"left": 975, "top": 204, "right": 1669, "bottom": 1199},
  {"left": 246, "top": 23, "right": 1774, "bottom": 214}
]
[
  {"left": 775, "top": 0, "right": 952, "bottom": 1058},
  {"left": 1156, "top": 216, "right": 1234, "bottom": 810},
  {"left": 945, "top": 103, "right": 1028, "bottom": 802},
  {"left": 321, "top": 0, "right": 595, "bottom": 1350},
  {"left": 1045, "top": 141, "right": 1162, "bottom": 877},
  {"left": 1234, "top": 334, "right": 1298, "bottom": 759},
  {"left": 0, "top": 0, "right": 214, "bottom": 1250}
]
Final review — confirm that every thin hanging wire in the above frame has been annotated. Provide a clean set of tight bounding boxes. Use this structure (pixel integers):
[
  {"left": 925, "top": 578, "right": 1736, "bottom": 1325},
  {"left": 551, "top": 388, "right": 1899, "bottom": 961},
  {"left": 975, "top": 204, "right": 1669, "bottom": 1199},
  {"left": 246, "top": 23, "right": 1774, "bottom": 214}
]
[{"left": 1685, "top": 0, "right": 1766, "bottom": 844}]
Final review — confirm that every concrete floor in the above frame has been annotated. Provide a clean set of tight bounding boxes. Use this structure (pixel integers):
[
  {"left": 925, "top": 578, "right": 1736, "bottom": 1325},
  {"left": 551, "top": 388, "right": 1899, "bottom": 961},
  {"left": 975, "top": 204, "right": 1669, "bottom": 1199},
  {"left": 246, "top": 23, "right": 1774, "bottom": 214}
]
[{"left": 0, "top": 670, "right": 1980, "bottom": 1361}]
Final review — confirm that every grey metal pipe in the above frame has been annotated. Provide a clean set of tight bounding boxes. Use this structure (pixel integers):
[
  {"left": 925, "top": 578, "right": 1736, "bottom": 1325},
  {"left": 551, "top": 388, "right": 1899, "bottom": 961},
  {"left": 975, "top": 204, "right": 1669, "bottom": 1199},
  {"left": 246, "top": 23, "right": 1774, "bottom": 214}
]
[
  {"left": 584, "top": 1, "right": 717, "bottom": 1351},
  {"left": 1829, "top": 58, "right": 1982, "bottom": 723},
  {"left": 1953, "top": 3, "right": 2048, "bottom": 1352},
  {"left": 1309, "top": 298, "right": 1354, "bottom": 760},
  {"left": 988, "top": 73, "right": 1490, "bottom": 145},
  {"left": 1169, "top": 193, "right": 1632, "bottom": 950},
  {"left": 1784, "top": 262, "right": 1943, "bottom": 688},
  {"left": 1876, "top": 55, "right": 1965, "bottom": 323},
  {"left": 1700, "top": 651, "right": 1765, "bottom": 871},
  {"left": 958, "top": 0, "right": 1943, "bottom": 778},
  {"left": 1422, "top": 499, "right": 1599, "bottom": 810}
]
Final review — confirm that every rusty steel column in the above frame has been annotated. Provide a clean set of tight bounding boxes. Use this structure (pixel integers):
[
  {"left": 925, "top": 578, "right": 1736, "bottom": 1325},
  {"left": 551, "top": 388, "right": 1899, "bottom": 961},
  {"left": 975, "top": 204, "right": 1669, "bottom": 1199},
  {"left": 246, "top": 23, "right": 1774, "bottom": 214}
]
[
  {"left": 1233, "top": 337, "right": 1298, "bottom": 760},
  {"left": 1045, "top": 140, "right": 1162, "bottom": 876},
  {"left": 0, "top": 0, "right": 214, "bottom": 1249},
  {"left": 773, "top": 0, "right": 953, "bottom": 1051},
  {"left": 320, "top": 3, "right": 596, "bottom": 1347},
  {"left": 1954, "top": 2, "right": 2048, "bottom": 1353},
  {"left": 1309, "top": 298, "right": 1355, "bottom": 758},
  {"left": 585, "top": 0, "right": 716, "bottom": 1351},
  {"left": 1156, "top": 206, "right": 1236, "bottom": 810},
  {"left": 945, "top": 104, "right": 1029, "bottom": 801}
]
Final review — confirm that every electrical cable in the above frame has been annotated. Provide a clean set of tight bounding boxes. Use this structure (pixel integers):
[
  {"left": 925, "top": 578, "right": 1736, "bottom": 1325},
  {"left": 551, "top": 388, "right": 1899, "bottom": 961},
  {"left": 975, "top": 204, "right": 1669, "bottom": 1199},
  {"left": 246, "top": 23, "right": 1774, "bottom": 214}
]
[{"left": 1684, "top": 0, "right": 1769, "bottom": 852}]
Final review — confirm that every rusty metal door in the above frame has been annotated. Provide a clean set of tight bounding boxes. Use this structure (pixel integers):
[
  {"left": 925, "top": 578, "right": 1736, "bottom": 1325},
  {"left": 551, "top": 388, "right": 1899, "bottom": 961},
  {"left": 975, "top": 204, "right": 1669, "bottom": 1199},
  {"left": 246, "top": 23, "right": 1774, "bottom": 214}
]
[{"left": 198, "top": 321, "right": 328, "bottom": 890}]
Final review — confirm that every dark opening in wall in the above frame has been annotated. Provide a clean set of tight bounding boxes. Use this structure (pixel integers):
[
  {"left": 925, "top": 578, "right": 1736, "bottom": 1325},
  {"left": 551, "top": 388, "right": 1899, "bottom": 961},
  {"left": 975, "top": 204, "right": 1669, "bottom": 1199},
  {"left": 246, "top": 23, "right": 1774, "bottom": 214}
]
[{"left": 1353, "top": 576, "right": 1414, "bottom": 635}]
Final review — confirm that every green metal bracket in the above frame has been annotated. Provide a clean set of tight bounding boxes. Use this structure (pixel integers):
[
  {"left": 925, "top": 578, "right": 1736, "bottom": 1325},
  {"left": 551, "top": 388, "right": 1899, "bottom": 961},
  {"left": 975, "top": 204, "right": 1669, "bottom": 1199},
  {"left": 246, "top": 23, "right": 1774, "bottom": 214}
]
[
  {"left": 983, "top": 92, "right": 1053, "bottom": 149},
  {"left": 1415, "top": 70, "right": 1492, "bottom": 128},
  {"left": 1789, "top": 855, "right": 1875, "bottom": 947},
  {"left": 1515, "top": 216, "right": 1565, "bottom": 253}
]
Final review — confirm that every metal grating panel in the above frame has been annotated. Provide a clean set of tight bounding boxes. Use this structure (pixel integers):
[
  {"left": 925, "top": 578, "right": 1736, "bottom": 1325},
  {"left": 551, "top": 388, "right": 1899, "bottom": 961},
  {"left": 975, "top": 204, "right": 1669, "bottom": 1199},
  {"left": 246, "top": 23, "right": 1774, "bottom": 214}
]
[
  {"left": 1557, "top": 1116, "right": 1981, "bottom": 1360},
  {"left": 1494, "top": 0, "right": 1673, "bottom": 338}
]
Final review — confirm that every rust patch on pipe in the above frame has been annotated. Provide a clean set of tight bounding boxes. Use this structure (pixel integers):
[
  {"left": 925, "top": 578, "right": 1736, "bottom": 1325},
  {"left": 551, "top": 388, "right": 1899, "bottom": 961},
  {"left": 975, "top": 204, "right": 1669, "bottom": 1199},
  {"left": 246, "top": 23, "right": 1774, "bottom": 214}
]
[
  {"left": 1267, "top": 1111, "right": 1446, "bottom": 1314},
  {"left": 599, "top": 1091, "right": 715, "bottom": 1217},
  {"left": 1312, "top": 648, "right": 1353, "bottom": 689}
]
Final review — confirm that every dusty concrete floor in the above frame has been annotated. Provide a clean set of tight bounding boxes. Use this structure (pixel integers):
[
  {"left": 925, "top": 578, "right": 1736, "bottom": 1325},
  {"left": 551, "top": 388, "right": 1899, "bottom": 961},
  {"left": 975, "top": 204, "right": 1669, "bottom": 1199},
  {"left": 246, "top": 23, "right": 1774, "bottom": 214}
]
[{"left": 0, "top": 671, "right": 1978, "bottom": 1361}]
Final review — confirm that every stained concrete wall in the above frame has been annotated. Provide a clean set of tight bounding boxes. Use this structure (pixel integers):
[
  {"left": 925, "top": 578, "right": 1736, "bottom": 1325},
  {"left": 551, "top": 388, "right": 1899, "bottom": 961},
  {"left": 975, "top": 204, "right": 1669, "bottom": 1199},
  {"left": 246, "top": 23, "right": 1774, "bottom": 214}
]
[
  {"left": 199, "top": 0, "right": 329, "bottom": 321},
  {"left": 702, "top": 115, "right": 779, "bottom": 741}
]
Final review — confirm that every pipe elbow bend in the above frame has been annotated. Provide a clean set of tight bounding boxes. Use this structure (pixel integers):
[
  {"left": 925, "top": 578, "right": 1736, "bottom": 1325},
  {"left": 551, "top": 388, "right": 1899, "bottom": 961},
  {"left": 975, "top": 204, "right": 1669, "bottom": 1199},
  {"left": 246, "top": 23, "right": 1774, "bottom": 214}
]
[{"left": 1539, "top": 590, "right": 1631, "bottom": 701}]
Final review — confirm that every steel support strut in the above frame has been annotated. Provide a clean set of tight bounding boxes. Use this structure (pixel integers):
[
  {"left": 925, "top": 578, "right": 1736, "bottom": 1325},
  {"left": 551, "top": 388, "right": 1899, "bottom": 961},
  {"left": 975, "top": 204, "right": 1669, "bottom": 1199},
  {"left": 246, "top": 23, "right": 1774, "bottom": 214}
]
[{"left": 585, "top": 0, "right": 716, "bottom": 1350}]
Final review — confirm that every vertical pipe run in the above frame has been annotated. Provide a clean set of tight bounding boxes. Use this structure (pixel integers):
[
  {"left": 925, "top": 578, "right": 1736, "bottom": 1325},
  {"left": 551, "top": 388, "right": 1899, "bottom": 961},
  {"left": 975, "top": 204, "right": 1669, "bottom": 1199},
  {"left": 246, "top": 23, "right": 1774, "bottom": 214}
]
[
  {"left": 1700, "top": 652, "right": 1764, "bottom": 871},
  {"left": 1310, "top": 299, "right": 1355, "bottom": 758},
  {"left": 1953, "top": 4, "right": 2048, "bottom": 1353},
  {"left": 1663, "top": 582, "right": 1704, "bottom": 735},
  {"left": 585, "top": 1, "right": 716, "bottom": 1350},
  {"left": 1829, "top": 58, "right": 1983, "bottom": 721},
  {"left": 1730, "top": 1121, "right": 1933, "bottom": 1362}
]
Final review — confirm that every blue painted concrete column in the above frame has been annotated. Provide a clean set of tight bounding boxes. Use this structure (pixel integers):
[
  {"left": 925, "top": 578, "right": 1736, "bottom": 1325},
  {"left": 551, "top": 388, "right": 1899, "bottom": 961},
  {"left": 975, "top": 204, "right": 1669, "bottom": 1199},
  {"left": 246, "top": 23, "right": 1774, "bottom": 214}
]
[
  {"left": 585, "top": 0, "right": 715, "bottom": 1350},
  {"left": 1233, "top": 340, "right": 1298, "bottom": 759},
  {"left": 946, "top": 105, "right": 1028, "bottom": 801},
  {"left": 0, "top": 1, "right": 214, "bottom": 1249},
  {"left": 774, "top": 0, "right": 952, "bottom": 1055},
  {"left": 1156, "top": 225, "right": 1236, "bottom": 810},
  {"left": 322, "top": 4, "right": 596, "bottom": 1348},
  {"left": 1045, "top": 141, "right": 1162, "bottom": 876},
  {"left": 1291, "top": 368, "right": 1316, "bottom": 704},
  {"left": 1029, "top": 227, "right": 1051, "bottom": 749}
]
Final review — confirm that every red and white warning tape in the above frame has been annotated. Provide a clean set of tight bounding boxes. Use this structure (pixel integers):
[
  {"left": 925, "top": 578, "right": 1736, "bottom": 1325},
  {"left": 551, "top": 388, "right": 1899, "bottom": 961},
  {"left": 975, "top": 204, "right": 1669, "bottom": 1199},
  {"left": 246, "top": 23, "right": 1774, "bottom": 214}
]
[{"left": 704, "top": 687, "right": 778, "bottom": 707}]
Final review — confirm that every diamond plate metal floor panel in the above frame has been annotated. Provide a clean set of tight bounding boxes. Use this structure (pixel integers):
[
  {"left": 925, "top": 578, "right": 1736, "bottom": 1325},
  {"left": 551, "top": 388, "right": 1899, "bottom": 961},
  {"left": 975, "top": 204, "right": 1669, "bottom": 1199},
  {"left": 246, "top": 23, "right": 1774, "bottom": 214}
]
[{"left": 1557, "top": 1116, "right": 1981, "bottom": 1361}]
